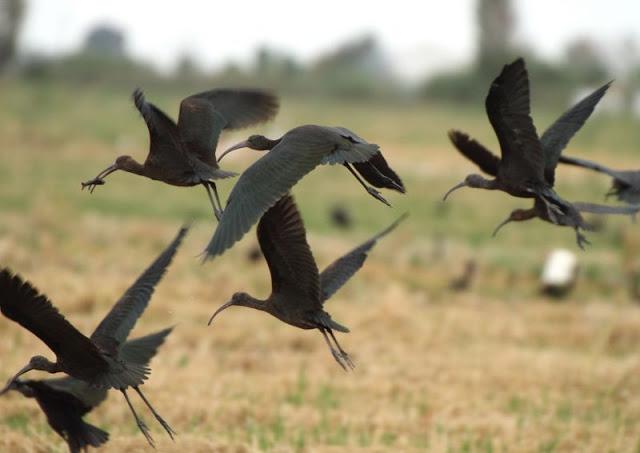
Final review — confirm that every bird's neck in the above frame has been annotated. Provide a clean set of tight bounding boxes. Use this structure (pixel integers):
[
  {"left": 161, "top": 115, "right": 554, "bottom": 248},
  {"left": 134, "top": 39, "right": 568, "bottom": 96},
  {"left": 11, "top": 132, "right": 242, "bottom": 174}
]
[
  {"left": 121, "top": 158, "right": 146, "bottom": 176},
  {"left": 260, "top": 137, "right": 282, "bottom": 150},
  {"left": 238, "top": 294, "right": 270, "bottom": 312}
]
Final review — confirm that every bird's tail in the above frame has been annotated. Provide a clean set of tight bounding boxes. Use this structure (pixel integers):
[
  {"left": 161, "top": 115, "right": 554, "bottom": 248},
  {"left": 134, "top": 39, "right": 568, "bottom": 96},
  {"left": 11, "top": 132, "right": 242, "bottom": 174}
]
[{"left": 68, "top": 422, "right": 110, "bottom": 453}]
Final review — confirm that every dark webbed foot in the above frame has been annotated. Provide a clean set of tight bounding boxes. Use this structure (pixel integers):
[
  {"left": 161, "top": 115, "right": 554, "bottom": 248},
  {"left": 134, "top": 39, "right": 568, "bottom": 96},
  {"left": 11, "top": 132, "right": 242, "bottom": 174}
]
[{"left": 81, "top": 178, "right": 105, "bottom": 194}]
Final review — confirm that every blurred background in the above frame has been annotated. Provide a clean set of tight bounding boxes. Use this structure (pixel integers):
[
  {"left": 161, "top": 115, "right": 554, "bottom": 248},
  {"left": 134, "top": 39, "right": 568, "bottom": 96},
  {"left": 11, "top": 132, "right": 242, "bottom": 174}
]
[{"left": 1, "top": 1, "right": 640, "bottom": 451}]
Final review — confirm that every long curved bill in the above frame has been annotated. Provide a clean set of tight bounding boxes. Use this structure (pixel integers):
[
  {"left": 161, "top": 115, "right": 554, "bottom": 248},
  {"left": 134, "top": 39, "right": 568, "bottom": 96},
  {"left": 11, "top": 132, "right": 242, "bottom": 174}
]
[
  {"left": 442, "top": 181, "right": 467, "bottom": 201},
  {"left": 217, "top": 140, "right": 251, "bottom": 162},
  {"left": 0, "top": 363, "right": 34, "bottom": 394},
  {"left": 208, "top": 300, "right": 234, "bottom": 325},
  {"left": 491, "top": 217, "right": 512, "bottom": 237},
  {"left": 81, "top": 163, "right": 118, "bottom": 192}
]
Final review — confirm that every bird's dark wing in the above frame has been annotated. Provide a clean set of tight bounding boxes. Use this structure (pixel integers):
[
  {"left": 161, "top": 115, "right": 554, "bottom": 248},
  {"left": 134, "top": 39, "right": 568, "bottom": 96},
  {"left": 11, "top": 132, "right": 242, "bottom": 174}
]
[
  {"left": 448, "top": 130, "right": 500, "bottom": 177},
  {"left": 178, "top": 89, "right": 279, "bottom": 164},
  {"left": 91, "top": 227, "right": 187, "bottom": 355},
  {"left": 485, "top": 58, "right": 545, "bottom": 181},
  {"left": 320, "top": 214, "right": 406, "bottom": 303},
  {"left": 541, "top": 81, "right": 612, "bottom": 184},
  {"left": 573, "top": 202, "right": 640, "bottom": 217},
  {"left": 205, "top": 126, "right": 339, "bottom": 258},
  {"left": 132, "top": 89, "right": 186, "bottom": 169},
  {"left": 558, "top": 154, "right": 634, "bottom": 183},
  {"left": 41, "top": 377, "right": 108, "bottom": 411},
  {"left": 119, "top": 327, "right": 173, "bottom": 365},
  {"left": 0, "top": 269, "right": 109, "bottom": 375},
  {"left": 257, "top": 194, "right": 320, "bottom": 302}
]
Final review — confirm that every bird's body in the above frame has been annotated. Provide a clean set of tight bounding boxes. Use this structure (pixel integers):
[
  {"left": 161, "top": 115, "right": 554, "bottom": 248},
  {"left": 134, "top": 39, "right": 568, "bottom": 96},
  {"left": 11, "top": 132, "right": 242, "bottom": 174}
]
[
  {"left": 82, "top": 88, "right": 279, "bottom": 219},
  {"left": 0, "top": 227, "right": 187, "bottom": 447},
  {"left": 559, "top": 155, "right": 640, "bottom": 204},
  {"left": 206, "top": 124, "right": 404, "bottom": 258},
  {"left": 208, "top": 194, "right": 405, "bottom": 370},
  {"left": 445, "top": 58, "right": 612, "bottom": 247}
]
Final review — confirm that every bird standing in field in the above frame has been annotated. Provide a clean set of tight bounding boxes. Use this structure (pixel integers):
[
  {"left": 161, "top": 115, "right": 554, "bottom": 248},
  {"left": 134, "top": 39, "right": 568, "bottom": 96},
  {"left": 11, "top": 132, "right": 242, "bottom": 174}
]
[
  {"left": 208, "top": 194, "right": 405, "bottom": 370},
  {"left": 0, "top": 226, "right": 188, "bottom": 447},
  {"left": 205, "top": 125, "right": 404, "bottom": 258},
  {"left": 81, "top": 88, "right": 279, "bottom": 220},
  {"left": 443, "top": 58, "right": 603, "bottom": 246},
  {"left": 0, "top": 327, "right": 172, "bottom": 453},
  {"left": 559, "top": 155, "right": 640, "bottom": 205}
]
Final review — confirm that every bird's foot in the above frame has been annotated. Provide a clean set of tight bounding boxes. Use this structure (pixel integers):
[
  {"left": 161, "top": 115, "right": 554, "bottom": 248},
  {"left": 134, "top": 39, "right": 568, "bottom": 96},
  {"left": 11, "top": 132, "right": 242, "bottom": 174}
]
[
  {"left": 339, "top": 350, "right": 355, "bottom": 370},
  {"left": 155, "top": 414, "right": 176, "bottom": 440},
  {"left": 576, "top": 231, "right": 591, "bottom": 250},
  {"left": 330, "top": 349, "right": 349, "bottom": 372},
  {"left": 81, "top": 178, "right": 105, "bottom": 194},
  {"left": 366, "top": 187, "right": 391, "bottom": 207},
  {"left": 136, "top": 418, "right": 155, "bottom": 448},
  {"left": 214, "top": 206, "right": 223, "bottom": 222}
]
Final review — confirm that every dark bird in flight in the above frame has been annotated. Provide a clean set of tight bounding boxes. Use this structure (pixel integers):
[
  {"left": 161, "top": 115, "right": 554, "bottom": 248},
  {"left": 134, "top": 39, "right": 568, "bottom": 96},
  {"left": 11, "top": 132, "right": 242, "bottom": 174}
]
[
  {"left": 205, "top": 125, "right": 404, "bottom": 258},
  {"left": 0, "top": 227, "right": 187, "bottom": 447},
  {"left": 444, "top": 58, "right": 610, "bottom": 247},
  {"left": 0, "top": 327, "right": 172, "bottom": 453},
  {"left": 81, "top": 89, "right": 279, "bottom": 220},
  {"left": 208, "top": 194, "right": 405, "bottom": 370},
  {"left": 559, "top": 155, "right": 640, "bottom": 205}
]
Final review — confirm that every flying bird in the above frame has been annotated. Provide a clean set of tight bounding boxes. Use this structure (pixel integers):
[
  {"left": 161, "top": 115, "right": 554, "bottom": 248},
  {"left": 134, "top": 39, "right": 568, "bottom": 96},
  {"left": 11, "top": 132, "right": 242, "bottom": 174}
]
[
  {"left": 0, "top": 327, "right": 172, "bottom": 453},
  {"left": 206, "top": 125, "right": 404, "bottom": 258},
  {"left": 559, "top": 155, "right": 640, "bottom": 205},
  {"left": 81, "top": 89, "right": 279, "bottom": 220},
  {"left": 208, "top": 193, "right": 405, "bottom": 370},
  {"left": 444, "top": 58, "right": 610, "bottom": 246},
  {"left": 0, "top": 226, "right": 187, "bottom": 447}
]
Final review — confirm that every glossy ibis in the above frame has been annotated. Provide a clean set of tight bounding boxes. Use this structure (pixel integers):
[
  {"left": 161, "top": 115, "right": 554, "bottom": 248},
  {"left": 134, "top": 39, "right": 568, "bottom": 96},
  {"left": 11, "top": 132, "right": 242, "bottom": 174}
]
[
  {"left": 444, "top": 59, "right": 610, "bottom": 246},
  {"left": 0, "top": 327, "right": 172, "bottom": 453},
  {"left": 208, "top": 194, "right": 405, "bottom": 370},
  {"left": 559, "top": 155, "right": 640, "bottom": 204},
  {"left": 491, "top": 197, "right": 639, "bottom": 248},
  {"left": 81, "top": 89, "right": 279, "bottom": 220},
  {"left": 0, "top": 226, "right": 187, "bottom": 447},
  {"left": 206, "top": 125, "right": 404, "bottom": 258}
]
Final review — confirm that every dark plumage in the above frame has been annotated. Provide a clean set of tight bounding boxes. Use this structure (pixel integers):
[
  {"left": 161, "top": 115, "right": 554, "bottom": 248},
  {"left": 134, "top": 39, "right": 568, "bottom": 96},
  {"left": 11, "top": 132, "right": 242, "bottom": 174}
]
[
  {"left": 559, "top": 155, "right": 640, "bottom": 205},
  {"left": 208, "top": 194, "right": 405, "bottom": 370},
  {"left": 0, "top": 227, "right": 187, "bottom": 447},
  {"left": 81, "top": 88, "right": 279, "bottom": 220},
  {"left": 0, "top": 328, "right": 171, "bottom": 453},
  {"left": 444, "top": 58, "right": 609, "bottom": 247},
  {"left": 206, "top": 125, "right": 404, "bottom": 258}
]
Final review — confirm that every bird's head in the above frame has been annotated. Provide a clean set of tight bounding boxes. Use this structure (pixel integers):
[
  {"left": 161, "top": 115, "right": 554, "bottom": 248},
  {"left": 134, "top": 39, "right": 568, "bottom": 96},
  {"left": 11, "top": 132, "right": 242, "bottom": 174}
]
[
  {"left": 218, "top": 135, "right": 275, "bottom": 162},
  {"left": 491, "top": 209, "right": 531, "bottom": 237},
  {"left": 0, "top": 355, "right": 56, "bottom": 395},
  {"left": 0, "top": 379, "right": 33, "bottom": 398},
  {"left": 442, "top": 174, "right": 489, "bottom": 201},
  {"left": 207, "top": 292, "right": 257, "bottom": 325},
  {"left": 81, "top": 155, "right": 143, "bottom": 192}
]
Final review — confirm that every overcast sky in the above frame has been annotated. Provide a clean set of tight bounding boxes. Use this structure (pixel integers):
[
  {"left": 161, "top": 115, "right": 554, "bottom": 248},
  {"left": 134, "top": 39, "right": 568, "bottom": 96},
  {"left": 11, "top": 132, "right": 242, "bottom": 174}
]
[{"left": 17, "top": 0, "right": 640, "bottom": 78}]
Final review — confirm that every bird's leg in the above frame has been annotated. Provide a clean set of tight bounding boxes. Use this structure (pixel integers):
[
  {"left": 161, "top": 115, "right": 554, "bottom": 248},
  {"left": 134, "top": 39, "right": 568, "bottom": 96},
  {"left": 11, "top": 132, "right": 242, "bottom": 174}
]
[
  {"left": 121, "top": 389, "right": 155, "bottom": 448},
  {"left": 209, "top": 182, "right": 225, "bottom": 217},
  {"left": 134, "top": 386, "right": 176, "bottom": 440},
  {"left": 320, "top": 328, "right": 348, "bottom": 371},
  {"left": 328, "top": 329, "right": 355, "bottom": 370},
  {"left": 203, "top": 184, "right": 222, "bottom": 221},
  {"left": 343, "top": 163, "right": 391, "bottom": 207},
  {"left": 575, "top": 228, "right": 591, "bottom": 250}
]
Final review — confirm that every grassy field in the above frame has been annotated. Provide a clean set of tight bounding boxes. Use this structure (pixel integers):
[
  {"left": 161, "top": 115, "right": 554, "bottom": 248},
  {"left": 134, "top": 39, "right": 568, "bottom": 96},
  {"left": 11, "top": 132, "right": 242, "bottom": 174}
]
[{"left": 1, "top": 79, "right": 640, "bottom": 452}]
